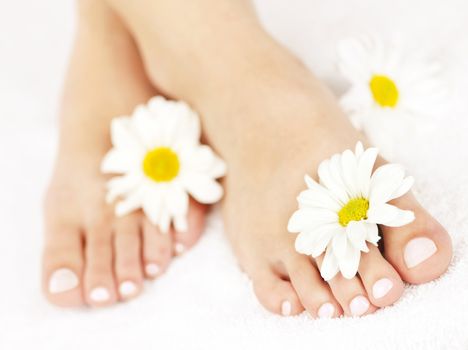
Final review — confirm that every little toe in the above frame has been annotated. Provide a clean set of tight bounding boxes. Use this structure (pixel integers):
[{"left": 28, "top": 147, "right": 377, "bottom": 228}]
[
  {"left": 114, "top": 214, "right": 144, "bottom": 301},
  {"left": 142, "top": 218, "right": 172, "bottom": 279},
  {"left": 286, "top": 256, "right": 341, "bottom": 318},
  {"left": 84, "top": 225, "right": 118, "bottom": 307},
  {"left": 252, "top": 266, "right": 303, "bottom": 316},
  {"left": 42, "top": 225, "right": 84, "bottom": 307},
  {"left": 358, "top": 245, "right": 404, "bottom": 307},
  {"left": 316, "top": 256, "right": 377, "bottom": 317},
  {"left": 382, "top": 192, "right": 452, "bottom": 284},
  {"left": 172, "top": 199, "right": 207, "bottom": 255}
]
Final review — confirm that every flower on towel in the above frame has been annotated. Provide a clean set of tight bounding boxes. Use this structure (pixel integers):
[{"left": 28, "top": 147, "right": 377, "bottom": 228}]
[
  {"left": 337, "top": 36, "right": 448, "bottom": 131},
  {"left": 288, "top": 142, "right": 414, "bottom": 281},
  {"left": 101, "top": 96, "right": 226, "bottom": 233}
]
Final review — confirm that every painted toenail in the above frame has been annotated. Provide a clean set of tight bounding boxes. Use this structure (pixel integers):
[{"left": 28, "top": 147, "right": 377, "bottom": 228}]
[
  {"left": 119, "top": 281, "right": 137, "bottom": 297},
  {"left": 349, "top": 295, "right": 370, "bottom": 316},
  {"left": 175, "top": 243, "right": 185, "bottom": 255},
  {"left": 89, "top": 287, "right": 110, "bottom": 303},
  {"left": 49, "top": 268, "right": 79, "bottom": 294},
  {"left": 372, "top": 278, "right": 393, "bottom": 299},
  {"left": 318, "top": 303, "right": 335, "bottom": 319},
  {"left": 281, "top": 300, "right": 292, "bottom": 316},
  {"left": 145, "top": 263, "right": 161, "bottom": 277},
  {"left": 404, "top": 237, "right": 437, "bottom": 269}
]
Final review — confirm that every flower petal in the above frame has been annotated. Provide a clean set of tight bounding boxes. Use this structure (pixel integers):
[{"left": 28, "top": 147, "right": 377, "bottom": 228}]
[
  {"left": 338, "top": 245, "right": 361, "bottom": 279},
  {"left": 115, "top": 186, "right": 145, "bottom": 217},
  {"left": 287, "top": 208, "right": 338, "bottom": 233},
  {"left": 318, "top": 159, "right": 349, "bottom": 204},
  {"left": 332, "top": 231, "right": 348, "bottom": 258},
  {"left": 297, "top": 188, "right": 342, "bottom": 212},
  {"left": 295, "top": 232, "right": 318, "bottom": 255},
  {"left": 388, "top": 176, "right": 414, "bottom": 201},
  {"left": 356, "top": 146, "right": 379, "bottom": 198},
  {"left": 101, "top": 148, "right": 141, "bottom": 174},
  {"left": 183, "top": 174, "right": 223, "bottom": 204},
  {"left": 369, "top": 164, "right": 406, "bottom": 204},
  {"left": 105, "top": 172, "right": 143, "bottom": 203},
  {"left": 340, "top": 149, "right": 360, "bottom": 198},
  {"left": 367, "top": 203, "right": 414, "bottom": 227},
  {"left": 311, "top": 224, "right": 343, "bottom": 258},
  {"left": 346, "top": 220, "right": 370, "bottom": 252},
  {"left": 364, "top": 222, "right": 380, "bottom": 246},
  {"left": 182, "top": 145, "right": 226, "bottom": 179},
  {"left": 110, "top": 116, "right": 145, "bottom": 152},
  {"left": 320, "top": 246, "right": 340, "bottom": 281}
]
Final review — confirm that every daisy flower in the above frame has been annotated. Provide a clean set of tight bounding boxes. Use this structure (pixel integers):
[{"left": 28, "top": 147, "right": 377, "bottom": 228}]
[
  {"left": 287, "top": 142, "right": 415, "bottom": 281},
  {"left": 101, "top": 96, "right": 226, "bottom": 233},
  {"left": 337, "top": 36, "right": 447, "bottom": 131}
]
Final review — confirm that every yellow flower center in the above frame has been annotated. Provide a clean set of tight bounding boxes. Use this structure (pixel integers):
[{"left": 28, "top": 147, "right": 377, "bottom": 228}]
[
  {"left": 142, "top": 147, "right": 180, "bottom": 182},
  {"left": 369, "top": 75, "right": 399, "bottom": 108},
  {"left": 338, "top": 198, "right": 369, "bottom": 227}
]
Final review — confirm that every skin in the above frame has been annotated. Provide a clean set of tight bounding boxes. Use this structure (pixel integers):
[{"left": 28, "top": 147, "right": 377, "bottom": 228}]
[{"left": 43, "top": 0, "right": 452, "bottom": 315}]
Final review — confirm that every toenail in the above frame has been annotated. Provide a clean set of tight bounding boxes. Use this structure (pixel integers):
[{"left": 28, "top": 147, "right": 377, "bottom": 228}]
[
  {"left": 349, "top": 295, "right": 370, "bottom": 316},
  {"left": 317, "top": 303, "right": 335, "bottom": 319},
  {"left": 49, "top": 268, "right": 79, "bottom": 294},
  {"left": 145, "top": 263, "right": 161, "bottom": 277},
  {"left": 89, "top": 287, "right": 110, "bottom": 303},
  {"left": 119, "top": 281, "right": 137, "bottom": 297},
  {"left": 372, "top": 278, "right": 394, "bottom": 299},
  {"left": 281, "top": 300, "right": 292, "bottom": 316},
  {"left": 174, "top": 243, "right": 185, "bottom": 255},
  {"left": 404, "top": 237, "right": 437, "bottom": 269}
]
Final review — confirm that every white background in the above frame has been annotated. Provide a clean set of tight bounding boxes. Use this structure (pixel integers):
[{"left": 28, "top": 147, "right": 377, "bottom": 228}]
[{"left": 1, "top": 0, "right": 467, "bottom": 349}]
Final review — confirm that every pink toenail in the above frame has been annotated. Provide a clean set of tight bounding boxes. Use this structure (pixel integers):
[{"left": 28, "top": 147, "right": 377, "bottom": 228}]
[
  {"left": 349, "top": 295, "right": 370, "bottom": 316},
  {"left": 145, "top": 263, "right": 161, "bottom": 277},
  {"left": 281, "top": 300, "right": 292, "bottom": 316},
  {"left": 372, "top": 278, "right": 393, "bottom": 299},
  {"left": 90, "top": 287, "right": 110, "bottom": 303},
  {"left": 318, "top": 303, "right": 335, "bottom": 319},
  {"left": 49, "top": 268, "right": 79, "bottom": 294},
  {"left": 175, "top": 243, "right": 185, "bottom": 255},
  {"left": 404, "top": 237, "right": 437, "bottom": 269},
  {"left": 119, "top": 281, "right": 137, "bottom": 297}
]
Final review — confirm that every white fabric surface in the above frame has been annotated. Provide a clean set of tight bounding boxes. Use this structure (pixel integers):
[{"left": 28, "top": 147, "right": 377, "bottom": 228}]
[{"left": 1, "top": 0, "right": 468, "bottom": 349}]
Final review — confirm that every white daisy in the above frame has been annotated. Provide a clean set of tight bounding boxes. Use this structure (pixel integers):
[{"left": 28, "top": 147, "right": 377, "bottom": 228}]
[
  {"left": 337, "top": 36, "right": 448, "bottom": 131},
  {"left": 101, "top": 96, "right": 226, "bottom": 233},
  {"left": 287, "top": 142, "right": 415, "bottom": 281}
]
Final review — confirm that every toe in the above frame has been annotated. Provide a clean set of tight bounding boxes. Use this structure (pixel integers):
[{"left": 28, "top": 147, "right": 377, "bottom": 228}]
[
  {"left": 113, "top": 214, "right": 143, "bottom": 301},
  {"left": 42, "top": 225, "right": 84, "bottom": 307},
  {"left": 382, "top": 192, "right": 452, "bottom": 284},
  {"left": 286, "top": 256, "right": 341, "bottom": 318},
  {"left": 142, "top": 218, "right": 172, "bottom": 278},
  {"left": 316, "top": 256, "right": 377, "bottom": 317},
  {"left": 172, "top": 199, "right": 206, "bottom": 255},
  {"left": 84, "top": 225, "right": 118, "bottom": 307},
  {"left": 251, "top": 266, "right": 303, "bottom": 316},
  {"left": 358, "top": 245, "right": 404, "bottom": 307}
]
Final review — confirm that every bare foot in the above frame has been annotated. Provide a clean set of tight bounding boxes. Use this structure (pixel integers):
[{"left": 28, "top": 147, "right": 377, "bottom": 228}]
[
  {"left": 103, "top": 0, "right": 453, "bottom": 316},
  {"left": 42, "top": 1, "right": 206, "bottom": 307}
]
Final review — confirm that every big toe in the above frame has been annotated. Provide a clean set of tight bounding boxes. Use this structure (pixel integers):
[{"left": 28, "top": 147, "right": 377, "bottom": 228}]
[
  {"left": 382, "top": 193, "right": 452, "bottom": 284},
  {"left": 42, "top": 225, "right": 84, "bottom": 307}
]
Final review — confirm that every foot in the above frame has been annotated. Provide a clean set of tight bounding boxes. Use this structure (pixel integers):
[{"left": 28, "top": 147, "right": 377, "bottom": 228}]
[
  {"left": 42, "top": 1, "right": 206, "bottom": 307},
  {"left": 197, "top": 69, "right": 453, "bottom": 317}
]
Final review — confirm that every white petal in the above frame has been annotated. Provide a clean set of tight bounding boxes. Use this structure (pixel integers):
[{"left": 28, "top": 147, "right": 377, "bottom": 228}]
[
  {"left": 115, "top": 187, "right": 144, "bottom": 217},
  {"left": 338, "top": 245, "right": 361, "bottom": 279},
  {"left": 287, "top": 208, "right": 338, "bottom": 233},
  {"left": 105, "top": 173, "right": 142, "bottom": 203},
  {"left": 369, "top": 164, "right": 406, "bottom": 204},
  {"left": 332, "top": 232, "right": 348, "bottom": 258},
  {"left": 346, "top": 221, "right": 369, "bottom": 252},
  {"left": 141, "top": 187, "right": 163, "bottom": 226},
  {"left": 182, "top": 145, "right": 226, "bottom": 179},
  {"left": 294, "top": 232, "right": 318, "bottom": 255},
  {"left": 340, "top": 149, "right": 359, "bottom": 198},
  {"left": 356, "top": 147, "right": 379, "bottom": 198},
  {"left": 297, "top": 188, "right": 342, "bottom": 212},
  {"left": 183, "top": 174, "right": 223, "bottom": 204},
  {"left": 355, "top": 141, "right": 364, "bottom": 157},
  {"left": 101, "top": 148, "right": 141, "bottom": 174},
  {"left": 367, "top": 203, "right": 414, "bottom": 227},
  {"left": 320, "top": 246, "right": 340, "bottom": 281},
  {"left": 156, "top": 206, "right": 171, "bottom": 234},
  {"left": 364, "top": 222, "right": 380, "bottom": 246},
  {"left": 318, "top": 159, "right": 349, "bottom": 204},
  {"left": 311, "top": 224, "right": 343, "bottom": 258},
  {"left": 388, "top": 176, "right": 414, "bottom": 201},
  {"left": 166, "top": 183, "right": 189, "bottom": 217},
  {"left": 110, "top": 117, "right": 145, "bottom": 152},
  {"left": 131, "top": 105, "right": 163, "bottom": 149}
]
